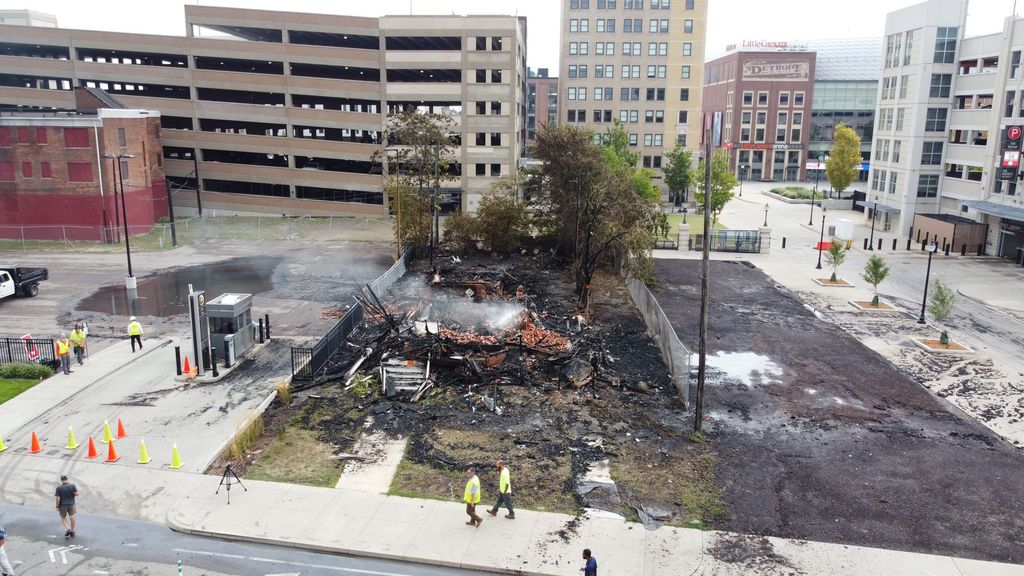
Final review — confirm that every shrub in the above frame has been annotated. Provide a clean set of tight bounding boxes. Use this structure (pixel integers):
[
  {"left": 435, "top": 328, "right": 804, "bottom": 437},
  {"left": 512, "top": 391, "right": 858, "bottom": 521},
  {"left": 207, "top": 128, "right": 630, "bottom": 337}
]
[
  {"left": 442, "top": 211, "right": 478, "bottom": 252},
  {"left": 275, "top": 380, "right": 292, "bottom": 405},
  {"left": 0, "top": 362, "right": 53, "bottom": 380},
  {"left": 770, "top": 186, "right": 815, "bottom": 200}
]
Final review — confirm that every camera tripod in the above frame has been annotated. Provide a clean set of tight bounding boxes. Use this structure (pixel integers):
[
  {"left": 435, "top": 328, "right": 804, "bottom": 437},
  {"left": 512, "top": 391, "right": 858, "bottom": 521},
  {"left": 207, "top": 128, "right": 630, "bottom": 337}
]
[{"left": 215, "top": 463, "right": 247, "bottom": 505}]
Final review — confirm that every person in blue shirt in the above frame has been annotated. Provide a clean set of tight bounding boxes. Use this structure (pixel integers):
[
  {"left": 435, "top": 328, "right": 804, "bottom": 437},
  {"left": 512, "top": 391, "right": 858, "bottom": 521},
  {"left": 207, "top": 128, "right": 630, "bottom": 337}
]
[{"left": 580, "top": 548, "right": 597, "bottom": 576}]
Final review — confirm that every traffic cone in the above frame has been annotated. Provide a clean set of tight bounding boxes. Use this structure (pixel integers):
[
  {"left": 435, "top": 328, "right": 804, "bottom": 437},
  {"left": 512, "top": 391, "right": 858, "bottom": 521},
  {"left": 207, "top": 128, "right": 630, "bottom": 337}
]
[
  {"left": 29, "top": 431, "right": 42, "bottom": 453},
  {"left": 182, "top": 355, "right": 191, "bottom": 373},
  {"left": 169, "top": 443, "right": 183, "bottom": 469},
  {"left": 85, "top": 437, "right": 99, "bottom": 459},
  {"left": 0, "top": 434, "right": 7, "bottom": 452},
  {"left": 101, "top": 420, "right": 114, "bottom": 444},
  {"left": 116, "top": 418, "right": 127, "bottom": 439},
  {"left": 105, "top": 439, "right": 120, "bottom": 462},
  {"left": 66, "top": 425, "right": 80, "bottom": 450},
  {"left": 137, "top": 438, "right": 151, "bottom": 464}
]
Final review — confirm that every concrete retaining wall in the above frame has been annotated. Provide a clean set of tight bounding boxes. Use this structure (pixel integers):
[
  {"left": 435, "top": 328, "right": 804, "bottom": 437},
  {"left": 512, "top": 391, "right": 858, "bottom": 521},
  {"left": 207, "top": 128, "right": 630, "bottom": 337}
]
[{"left": 624, "top": 276, "right": 690, "bottom": 406}]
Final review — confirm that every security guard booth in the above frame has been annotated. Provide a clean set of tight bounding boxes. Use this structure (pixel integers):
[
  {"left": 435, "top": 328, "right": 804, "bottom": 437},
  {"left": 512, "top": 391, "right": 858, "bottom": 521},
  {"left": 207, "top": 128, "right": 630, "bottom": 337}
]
[{"left": 207, "top": 293, "right": 254, "bottom": 366}]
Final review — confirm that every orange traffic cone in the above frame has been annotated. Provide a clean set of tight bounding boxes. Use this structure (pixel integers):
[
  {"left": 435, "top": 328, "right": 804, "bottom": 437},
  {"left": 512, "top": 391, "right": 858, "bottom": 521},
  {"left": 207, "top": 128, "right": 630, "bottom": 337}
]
[
  {"left": 85, "top": 437, "right": 99, "bottom": 459},
  {"left": 105, "top": 439, "right": 120, "bottom": 462},
  {"left": 29, "top": 431, "right": 42, "bottom": 453},
  {"left": 182, "top": 355, "right": 191, "bottom": 373},
  {"left": 116, "top": 418, "right": 127, "bottom": 439}
]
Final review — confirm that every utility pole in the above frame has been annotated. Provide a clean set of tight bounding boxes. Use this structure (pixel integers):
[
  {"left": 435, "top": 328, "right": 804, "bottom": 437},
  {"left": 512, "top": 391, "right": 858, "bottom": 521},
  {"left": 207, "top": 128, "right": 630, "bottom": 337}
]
[{"left": 694, "top": 127, "right": 713, "bottom": 433}]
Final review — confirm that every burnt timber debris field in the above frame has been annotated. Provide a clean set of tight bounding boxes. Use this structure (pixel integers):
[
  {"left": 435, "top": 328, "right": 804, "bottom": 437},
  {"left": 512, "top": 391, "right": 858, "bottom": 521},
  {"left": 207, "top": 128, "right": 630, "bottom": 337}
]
[{"left": 223, "top": 253, "right": 1024, "bottom": 564}]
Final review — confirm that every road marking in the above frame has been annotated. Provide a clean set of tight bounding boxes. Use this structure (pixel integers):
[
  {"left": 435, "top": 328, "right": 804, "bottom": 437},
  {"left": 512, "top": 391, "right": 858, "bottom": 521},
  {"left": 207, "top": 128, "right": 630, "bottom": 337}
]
[
  {"left": 172, "top": 548, "right": 409, "bottom": 575},
  {"left": 92, "top": 571, "right": 110, "bottom": 574},
  {"left": 123, "top": 543, "right": 139, "bottom": 547},
  {"left": 48, "top": 544, "right": 85, "bottom": 564},
  {"left": 264, "top": 573, "right": 301, "bottom": 576}
]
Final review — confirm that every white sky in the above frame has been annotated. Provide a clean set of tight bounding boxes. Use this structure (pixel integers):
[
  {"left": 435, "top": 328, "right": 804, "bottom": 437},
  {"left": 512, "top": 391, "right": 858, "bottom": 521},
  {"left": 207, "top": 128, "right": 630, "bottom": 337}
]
[{"left": 10, "top": 0, "right": 1020, "bottom": 71}]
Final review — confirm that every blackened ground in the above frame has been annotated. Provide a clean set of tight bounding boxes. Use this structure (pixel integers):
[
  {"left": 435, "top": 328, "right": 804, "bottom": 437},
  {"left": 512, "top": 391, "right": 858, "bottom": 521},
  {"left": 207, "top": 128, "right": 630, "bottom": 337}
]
[{"left": 654, "top": 258, "right": 1024, "bottom": 563}]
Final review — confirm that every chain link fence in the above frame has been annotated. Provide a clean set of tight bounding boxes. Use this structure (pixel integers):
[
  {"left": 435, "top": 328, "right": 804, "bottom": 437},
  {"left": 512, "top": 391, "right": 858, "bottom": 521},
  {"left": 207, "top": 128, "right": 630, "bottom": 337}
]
[{"left": 0, "top": 215, "right": 391, "bottom": 253}]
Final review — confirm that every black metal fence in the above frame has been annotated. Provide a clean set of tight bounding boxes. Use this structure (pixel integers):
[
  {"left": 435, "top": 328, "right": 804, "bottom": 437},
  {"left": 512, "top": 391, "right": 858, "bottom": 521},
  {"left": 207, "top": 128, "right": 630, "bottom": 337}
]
[
  {"left": 0, "top": 337, "right": 57, "bottom": 367},
  {"left": 689, "top": 230, "right": 762, "bottom": 253},
  {"left": 290, "top": 248, "right": 413, "bottom": 382}
]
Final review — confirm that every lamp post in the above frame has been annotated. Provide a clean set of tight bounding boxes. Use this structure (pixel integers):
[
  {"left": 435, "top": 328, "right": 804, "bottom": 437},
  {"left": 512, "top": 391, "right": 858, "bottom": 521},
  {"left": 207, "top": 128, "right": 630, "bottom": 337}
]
[
  {"left": 815, "top": 207, "right": 827, "bottom": 270},
  {"left": 917, "top": 242, "right": 938, "bottom": 324},
  {"left": 809, "top": 155, "right": 824, "bottom": 225},
  {"left": 763, "top": 202, "right": 769, "bottom": 227},
  {"left": 104, "top": 153, "right": 136, "bottom": 288},
  {"left": 739, "top": 164, "right": 747, "bottom": 197},
  {"left": 868, "top": 200, "right": 877, "bottom": 251}
]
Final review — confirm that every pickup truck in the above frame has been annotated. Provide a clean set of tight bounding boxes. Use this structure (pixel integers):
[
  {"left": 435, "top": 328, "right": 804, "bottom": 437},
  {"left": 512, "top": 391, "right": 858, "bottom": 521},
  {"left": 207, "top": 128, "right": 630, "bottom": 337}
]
[{"left": 0, "top": 265, "right": 48, "bottom": 299}]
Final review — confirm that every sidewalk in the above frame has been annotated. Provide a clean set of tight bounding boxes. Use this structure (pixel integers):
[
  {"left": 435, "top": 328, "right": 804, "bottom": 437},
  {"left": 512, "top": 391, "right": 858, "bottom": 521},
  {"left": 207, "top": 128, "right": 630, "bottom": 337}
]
[{"left": 166, "top": 478, "right": 1024, "bottom": 576}]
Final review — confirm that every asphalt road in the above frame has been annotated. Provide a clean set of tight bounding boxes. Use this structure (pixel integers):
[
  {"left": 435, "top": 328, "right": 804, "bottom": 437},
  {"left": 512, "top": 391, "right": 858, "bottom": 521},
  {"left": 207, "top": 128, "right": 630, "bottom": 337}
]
[{"left": 0, "top": 505, "right": 486, "bottom": 576}]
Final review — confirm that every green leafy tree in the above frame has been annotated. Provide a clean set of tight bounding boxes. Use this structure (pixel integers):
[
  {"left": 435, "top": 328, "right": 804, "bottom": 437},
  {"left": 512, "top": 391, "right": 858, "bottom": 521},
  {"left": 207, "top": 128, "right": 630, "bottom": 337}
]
[
  {"left": 824, "top": 240, "right": 847, "bottom": 282},
  {"left": 474, "top": 176, "right": 532, "bottom": 254},
  {"left": 861, "top": 255, "right": 891, "bottom": 306},
  {"left": 377, "top": 109, "right": 456, "bottom": 252},
  {"left": 826, "top": 124, "right": 862, "bottom": 196},
  {"left": 694, "top": 150, "right": 738, "bottom": 224},
  {"left": 928, "top": 279, "right": 956, "bottom": 344},
  {"left": 663, "top": 145, "right": 694, "bottom": 204},
  {"left": 533, "top": 122, "right": 659, "bottom": 308}
]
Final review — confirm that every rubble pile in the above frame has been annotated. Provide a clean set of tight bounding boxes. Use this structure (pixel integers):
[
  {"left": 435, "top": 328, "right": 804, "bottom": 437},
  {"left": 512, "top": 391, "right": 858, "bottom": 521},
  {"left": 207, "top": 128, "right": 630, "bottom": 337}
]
[{"left": 311, "top": 257, "right": 616, "bottom": 403}]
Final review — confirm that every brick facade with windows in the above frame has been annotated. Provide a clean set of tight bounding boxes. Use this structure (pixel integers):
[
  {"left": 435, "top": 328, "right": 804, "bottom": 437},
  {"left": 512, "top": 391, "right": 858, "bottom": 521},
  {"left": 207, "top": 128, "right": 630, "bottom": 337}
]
[
  {"left": 702, "top": 50, "right": 815, "bottom": 182},
  {"left": 0, "top": 91, "right": 166, "bottom": 240}
]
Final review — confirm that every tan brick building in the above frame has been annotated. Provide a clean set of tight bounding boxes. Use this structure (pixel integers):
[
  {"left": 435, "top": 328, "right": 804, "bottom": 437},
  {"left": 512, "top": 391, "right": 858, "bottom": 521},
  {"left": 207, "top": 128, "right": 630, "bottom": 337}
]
[{"left": 558, "top": 0, "right": 706, "bottom": 195}]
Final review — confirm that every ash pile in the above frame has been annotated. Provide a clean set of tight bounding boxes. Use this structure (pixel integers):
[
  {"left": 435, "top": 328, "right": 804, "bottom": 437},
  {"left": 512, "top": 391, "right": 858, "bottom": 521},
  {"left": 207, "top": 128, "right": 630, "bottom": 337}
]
[{"left": 310, "top": 256, "right": 643, "bottom": 407}]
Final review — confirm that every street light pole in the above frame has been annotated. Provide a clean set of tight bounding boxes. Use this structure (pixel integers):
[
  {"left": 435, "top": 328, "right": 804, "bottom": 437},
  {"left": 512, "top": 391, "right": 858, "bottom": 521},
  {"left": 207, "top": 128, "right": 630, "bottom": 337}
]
[
  {"left": 809, "top": 155, "right": 823, "bottom": 225},
  {"left": 816, "top": 208, "right": 827, "bottom": 270},
  {"left": 918, "top": 242, "right": 938, "bottom": 324},
  {"left": 763, "top": 202, "right": 769, "bottom": 227},
  {"left": 868, "top": 201, "right": 877, "bottom": 251},
  {"left": 738, "top": 164, "right": 745, "bottom": 197}
]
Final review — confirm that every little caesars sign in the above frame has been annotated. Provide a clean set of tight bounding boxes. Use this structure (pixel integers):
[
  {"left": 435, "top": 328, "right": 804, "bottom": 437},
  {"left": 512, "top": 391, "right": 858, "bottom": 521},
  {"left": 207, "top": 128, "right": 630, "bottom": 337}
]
[{"left": 742, "top": 60, "right": 809, "bottom": 81}]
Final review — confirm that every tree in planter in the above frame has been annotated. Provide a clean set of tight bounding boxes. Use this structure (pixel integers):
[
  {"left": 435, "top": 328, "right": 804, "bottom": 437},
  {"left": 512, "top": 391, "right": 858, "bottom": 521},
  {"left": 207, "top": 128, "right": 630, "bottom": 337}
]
[
  {"left": 824, "top": 240, "right": 848, "bottom": 283},
  {"left": 694, "top": 150, "right": 738, "bottom": 225},
  {"left": 928, "top": 279, "right": 956, "bottom": 345},
  {"left": 825, "top": 123, "right": 862, "bottom": 198},
  {"left": 861, "top": 254, "right": 891, "bottom": 305}
]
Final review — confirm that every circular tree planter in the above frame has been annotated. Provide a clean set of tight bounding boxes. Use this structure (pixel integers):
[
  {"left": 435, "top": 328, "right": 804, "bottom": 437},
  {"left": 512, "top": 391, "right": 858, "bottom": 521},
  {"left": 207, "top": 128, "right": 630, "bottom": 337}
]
[
  {"left": 911, "top": 338, "right": 972, "bottom": 353},
  {"left": 849, "top": 300, "right": 895, "bottom": 311},
  {"left": 813, "top": 278, "right": 854, "bottom": 287}
]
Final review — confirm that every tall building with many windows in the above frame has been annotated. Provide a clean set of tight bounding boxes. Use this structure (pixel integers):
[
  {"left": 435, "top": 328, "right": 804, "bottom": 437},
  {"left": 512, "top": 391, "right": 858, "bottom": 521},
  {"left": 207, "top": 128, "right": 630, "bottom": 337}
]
[
  {"left": 558, "top": 0, "right": 706, "bottom": 190},
  {"left": 526, "top": 68, "right": 559, "bottom": 149},
  {"left": 0, "top": 5, "right": 527, "bottom": 216}
]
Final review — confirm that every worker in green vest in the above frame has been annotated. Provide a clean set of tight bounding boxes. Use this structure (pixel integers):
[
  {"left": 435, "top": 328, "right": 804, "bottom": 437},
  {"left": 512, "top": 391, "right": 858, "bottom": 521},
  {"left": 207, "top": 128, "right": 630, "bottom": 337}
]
[
  {"left": 69, "top": 324, "right": 87, "bottom": 365},
  {"left": 463, "top": 468, "right": 483, "bottom": 527},
  {"left": 127, "top": 316, "right": 144, "bottom": 352},
  {"left": 486, "top": 460, "right": 515, "bottom": 519}
]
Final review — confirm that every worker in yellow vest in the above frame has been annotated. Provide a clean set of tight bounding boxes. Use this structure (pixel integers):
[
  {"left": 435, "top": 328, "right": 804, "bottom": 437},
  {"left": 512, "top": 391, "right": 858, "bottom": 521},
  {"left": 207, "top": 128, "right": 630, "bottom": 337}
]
[
  {"left": 486, "top": 459, "right": 515, "bottom": 519},
  {"left": 127, "top": 316, "right": 144, "bottom": 352},
  {"left": 55, "top": 333, "right": 72, "bottom": 375},
  {"left": 463, "top": 468, "right": 483, "bottom": 527},
  {"left": 69, "top": 324, "right": 87, "bottom": 365}
]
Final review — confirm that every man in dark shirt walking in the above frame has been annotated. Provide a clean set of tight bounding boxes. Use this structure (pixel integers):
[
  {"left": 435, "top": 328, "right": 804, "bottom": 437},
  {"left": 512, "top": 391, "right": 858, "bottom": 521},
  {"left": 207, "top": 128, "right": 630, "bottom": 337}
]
[{"left": 54, "top": 475, "right": 78, "bottom": 538}]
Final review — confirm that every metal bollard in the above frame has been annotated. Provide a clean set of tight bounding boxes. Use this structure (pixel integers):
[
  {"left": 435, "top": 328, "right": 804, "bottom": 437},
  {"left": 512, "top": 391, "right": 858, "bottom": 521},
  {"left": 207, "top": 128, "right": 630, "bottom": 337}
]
[
  {"left": 264, "top": 314, "right": 271, "bottom": 340},
  {"left": 944, "top": 244, "right": 950, "bottom": 256},
  {"left": 878, "top": 238, "right": 883, "bottom": 250},
  {"left": 906, "top": 238, "right": 912, "bottom": 250},
  {"left": 921, "top": 239, "right": 927, "bottom": 251},
  {"left": 782, "top": 237, "right": 787, "bottom": 249},
  {"left": 258, "top": 318, "right": 265, "bottom": 343},
  {"left": 961, "top": 244, "right": 967, "bottom": 256},
  {"left": 174, "top": 346, "right": 182, "bottom": 376},
  {"left": 863, "top": 238, "right": 868, "bottom": 250},
  {"left": 977, "top": 244, "right": 984, "bottom": 256},
  {"left": 892, "top": 238, "right": 897, "bottom": 250},
  {"left": 211, "top": 347, "right": 219, "bottom": 378}
]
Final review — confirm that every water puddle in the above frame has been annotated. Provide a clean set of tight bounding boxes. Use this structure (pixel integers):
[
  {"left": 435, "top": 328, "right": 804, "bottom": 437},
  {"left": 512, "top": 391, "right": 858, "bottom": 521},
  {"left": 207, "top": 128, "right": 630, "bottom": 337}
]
[
  {"left": 76, "top": 256, "right": 282, "bottom": 317},
  {"left": 695, "top": 351, "right": 784, "bottom": 387}
]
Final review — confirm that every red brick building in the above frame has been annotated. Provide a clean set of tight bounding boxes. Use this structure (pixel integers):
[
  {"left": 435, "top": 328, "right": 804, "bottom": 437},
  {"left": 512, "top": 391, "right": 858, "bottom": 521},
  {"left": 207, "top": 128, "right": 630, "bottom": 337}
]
[
  {"left": 0, "top": 89, "right": 166, "bottom": 241},
  {"left": 703, "top": 50, "right": 816, "bottom": 182}
]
